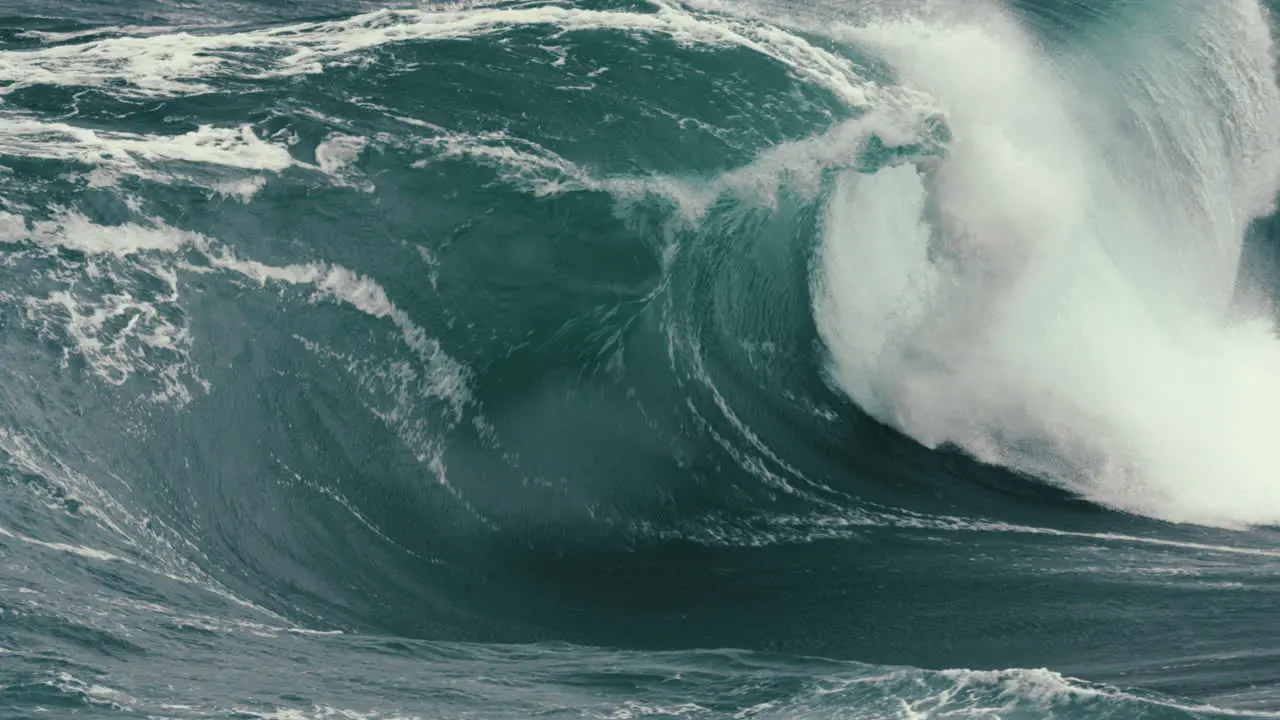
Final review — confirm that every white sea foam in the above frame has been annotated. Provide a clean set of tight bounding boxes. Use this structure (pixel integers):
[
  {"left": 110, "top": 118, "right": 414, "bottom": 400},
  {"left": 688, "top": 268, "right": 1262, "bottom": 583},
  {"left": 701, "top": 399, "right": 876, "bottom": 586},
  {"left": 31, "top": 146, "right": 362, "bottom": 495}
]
[
  {"left": 27, "top": 211, "right": 199, "bottom": 255},
  {"left": 0, "top": 120, "right": 294, "bottom": 171},
  {"left": 314, "top": 133, "right": 367, "bottom": 175},
  {"left": 813, "top": 0, "right": 1280, "bottom": 527},
  {"left": 314, "top": 132, "right": 372, "bottom": 190},
  {"left": 12, "top": 212, "right": 207, "bottom": 401},
  {"left": 0, "top": 119, "right": 295, "bottom": 199}
]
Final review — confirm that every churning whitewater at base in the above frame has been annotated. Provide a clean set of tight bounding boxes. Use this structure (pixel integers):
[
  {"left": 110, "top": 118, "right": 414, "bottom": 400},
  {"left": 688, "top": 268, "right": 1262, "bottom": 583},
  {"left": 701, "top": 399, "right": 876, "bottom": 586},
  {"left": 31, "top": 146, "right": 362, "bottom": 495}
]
[{"left": 3, "top": 0, "right": 1280, "bottom": 717}]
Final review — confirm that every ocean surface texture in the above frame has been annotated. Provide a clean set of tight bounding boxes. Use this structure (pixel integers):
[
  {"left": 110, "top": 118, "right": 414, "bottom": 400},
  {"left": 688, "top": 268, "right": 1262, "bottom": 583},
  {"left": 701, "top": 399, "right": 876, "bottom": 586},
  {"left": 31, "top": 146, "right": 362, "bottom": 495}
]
[{"left": 3, "top": 0, "right": 1280, "bottom": 717}]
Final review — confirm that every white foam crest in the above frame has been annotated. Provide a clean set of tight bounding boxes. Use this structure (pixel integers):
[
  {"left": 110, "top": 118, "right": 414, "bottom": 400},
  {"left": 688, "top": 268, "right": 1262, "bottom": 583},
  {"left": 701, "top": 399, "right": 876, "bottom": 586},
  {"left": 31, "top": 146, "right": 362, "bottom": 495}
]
[
  {"left": 213, "top": 175, "right": 269, "bottom": 202},
  {"left": 0, "top": 3, "right": 877, "bottom": 107},
  {"left": 206, "top": 249, "right": 471, "bottom": 416},
  {"left": 814, "top": 1, "right": 1280, "bottom": 526},
  {"left": 314, "top": 132, "right": 372, "bottom": 190},
  {"left": 315, "top": 133, "right": 366, "bottom": 173},
  {"left": 650, "top": 108, "right": 937, "bottom": 221},
  {"left": 414, "top": 131, "right": 596, "bottom": 197},
  {"left": 17, "top": 25, "right": 175, "bottom": 43},
  {"left": 725, "top": 662, "right": 1274, "bottom": 719},
  {"left": 27, "top": 211, "right": 199, "bottom": 255},
  {"left": 413, "top": 102, "right": 937, "bottom": 220},
  {"left": 0, "top": 30, "right": 228, "bottom": 97},
  {"left": 925, "top": 667, "right": 1280, "bottom": 719},
  {"left": 0, "top": 119, "right": 294, "bottom": 198},
  {"left": 15, "top": 24, "right": 186, "bottom": 42},
  {"left": 0, "top": 210, "right": 27, "bottom": 240}
]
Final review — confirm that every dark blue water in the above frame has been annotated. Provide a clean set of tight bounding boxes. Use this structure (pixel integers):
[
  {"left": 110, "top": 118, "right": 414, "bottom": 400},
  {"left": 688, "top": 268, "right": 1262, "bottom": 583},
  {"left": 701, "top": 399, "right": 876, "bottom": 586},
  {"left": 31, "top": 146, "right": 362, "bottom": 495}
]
[{"left": 3, "top": 0, "right": 1280, "bottom": 717}]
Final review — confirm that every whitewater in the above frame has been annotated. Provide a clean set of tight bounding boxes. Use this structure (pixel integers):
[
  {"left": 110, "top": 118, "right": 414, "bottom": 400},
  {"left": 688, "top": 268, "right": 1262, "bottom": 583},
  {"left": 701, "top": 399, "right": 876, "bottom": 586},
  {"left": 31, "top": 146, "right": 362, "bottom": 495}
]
[{"left": 814, "top": 0, "right": 1280, "bottom": 526}]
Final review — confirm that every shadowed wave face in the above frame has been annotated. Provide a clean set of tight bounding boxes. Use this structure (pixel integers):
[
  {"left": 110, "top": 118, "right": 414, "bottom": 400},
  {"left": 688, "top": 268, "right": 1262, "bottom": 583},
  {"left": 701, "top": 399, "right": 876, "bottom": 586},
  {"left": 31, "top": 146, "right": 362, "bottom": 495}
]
[{"left": 3, "top": 0, "right": 1280, "bottom": 718}]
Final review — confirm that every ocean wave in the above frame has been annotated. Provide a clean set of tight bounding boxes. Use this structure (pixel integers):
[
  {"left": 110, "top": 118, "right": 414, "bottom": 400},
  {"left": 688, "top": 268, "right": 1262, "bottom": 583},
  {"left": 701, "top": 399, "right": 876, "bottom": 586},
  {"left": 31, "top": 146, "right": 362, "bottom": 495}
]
[{"left": 2, "top": 0, "right": 1280, "bottom": 715}]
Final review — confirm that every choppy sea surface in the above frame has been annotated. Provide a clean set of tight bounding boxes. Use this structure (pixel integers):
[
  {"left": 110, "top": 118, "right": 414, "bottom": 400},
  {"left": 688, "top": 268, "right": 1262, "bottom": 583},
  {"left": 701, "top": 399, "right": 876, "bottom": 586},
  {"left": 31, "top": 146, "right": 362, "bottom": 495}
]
[{"left": 4, "top": 0, "right": 1280, "bottom": 717}]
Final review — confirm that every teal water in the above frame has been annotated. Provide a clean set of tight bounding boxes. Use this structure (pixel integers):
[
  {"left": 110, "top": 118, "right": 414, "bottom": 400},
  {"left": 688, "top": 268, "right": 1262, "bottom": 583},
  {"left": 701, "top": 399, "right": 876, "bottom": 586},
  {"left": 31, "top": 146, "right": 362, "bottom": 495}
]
[{"left": 4, "top": 0, "right": 1280, "bottom": 717}]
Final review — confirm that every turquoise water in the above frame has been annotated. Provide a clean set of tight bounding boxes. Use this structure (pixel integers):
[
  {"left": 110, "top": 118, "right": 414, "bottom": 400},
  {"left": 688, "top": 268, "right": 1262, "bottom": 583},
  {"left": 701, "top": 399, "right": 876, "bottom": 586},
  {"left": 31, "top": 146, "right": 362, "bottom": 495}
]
[{"left": 4, "top": 0, "right": 1280, "bottom": 717}]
